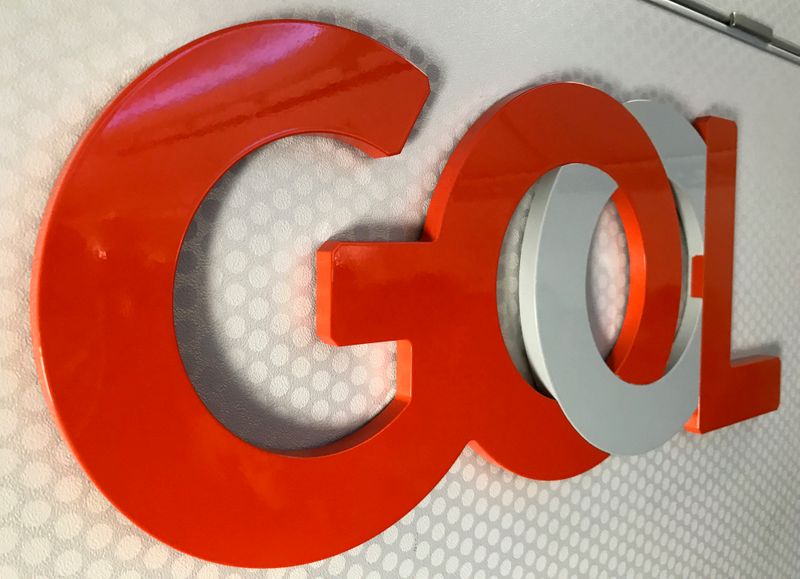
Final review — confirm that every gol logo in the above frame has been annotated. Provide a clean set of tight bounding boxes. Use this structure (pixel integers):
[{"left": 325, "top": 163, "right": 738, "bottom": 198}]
[{"left": 31, "top": 20, "right": 781, "bottom": 567}]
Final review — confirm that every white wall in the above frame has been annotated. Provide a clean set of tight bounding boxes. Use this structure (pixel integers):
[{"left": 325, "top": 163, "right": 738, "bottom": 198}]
[{"left": 1, "top": 1, "right": 799, "bottom": 577}]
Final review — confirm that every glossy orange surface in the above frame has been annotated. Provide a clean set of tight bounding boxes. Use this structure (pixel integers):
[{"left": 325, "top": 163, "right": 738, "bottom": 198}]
[
  {"left": 319, "top": 81, "right": 685, "bottom": 484},
  {"left": 684, "top": 118, "right": 781, "bottom": 433},
  {"left": 30, "top": 16, "right": 770, "bottom": 569},
  {"left": 31, "top": 14, "right": 682, "bottom": 561},
  {"left": 31, "top": 20, "right": 433, "bottom": 567}
]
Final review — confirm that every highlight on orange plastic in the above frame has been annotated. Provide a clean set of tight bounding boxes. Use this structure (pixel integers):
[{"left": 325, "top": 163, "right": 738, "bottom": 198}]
[
  {"left": 319, "top": 81, "right": 687, "bottom": 481},
  {"left": 31, "top": 20, "right": 434, "bottom": 567},
  {"left": 29, "top": 18, "right": 780, "bottom": 569},
  {"left": 684, "top": 118, "right": 781, "bottom": 433},
  {"left": 29, "top": 15, "right": 679, "bottom": 563}
]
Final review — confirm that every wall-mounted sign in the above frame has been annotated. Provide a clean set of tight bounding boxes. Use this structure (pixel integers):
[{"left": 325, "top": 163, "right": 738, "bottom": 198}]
[{"left": 30, "top": 19, "right": 780, "bottom": 568}]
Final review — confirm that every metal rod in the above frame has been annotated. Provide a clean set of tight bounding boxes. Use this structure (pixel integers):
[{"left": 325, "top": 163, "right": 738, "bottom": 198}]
[
  {"left": 772, "top": 36, "right": 800, "bottom": 56},
  {"left": 668, "top": 0, "right": 728, "bottom": 23},
  {"left": 642, "top": 0, "right": 800, "bottom": 66}
]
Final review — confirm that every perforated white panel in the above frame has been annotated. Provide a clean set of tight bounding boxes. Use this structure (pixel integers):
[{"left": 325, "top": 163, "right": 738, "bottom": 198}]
[{"left": 2, "top": 1, "right": 799, "bottom": 577}]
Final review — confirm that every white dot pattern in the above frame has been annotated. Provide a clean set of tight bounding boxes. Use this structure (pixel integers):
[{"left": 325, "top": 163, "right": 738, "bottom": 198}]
[{"left": 2, "top": 1, "right": 800, "bottom": 577}]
